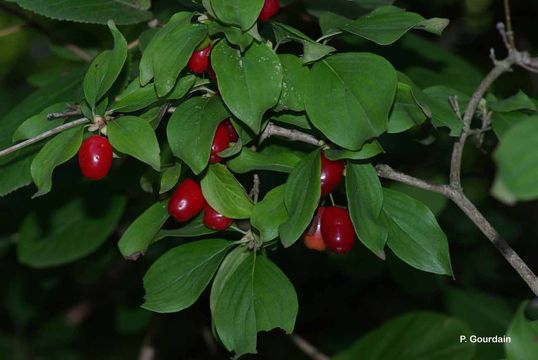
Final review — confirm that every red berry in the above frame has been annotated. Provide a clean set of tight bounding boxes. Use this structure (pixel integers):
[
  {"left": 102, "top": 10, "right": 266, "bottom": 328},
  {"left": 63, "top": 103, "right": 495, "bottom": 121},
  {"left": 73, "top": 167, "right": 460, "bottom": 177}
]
[
  {"left": 303, "top": 207, "right": 326, "bottom": 251},
  {"left": 320, "top": 152, "right": 345, "bottom": 196},
  {"left": 168, "top": 179, "right": 205, "bottom": 223},
  {"left": 321, "top": 207, "right": 355, "bottom": 254},
  {"left": 203, "top": 203, "right": 233, "bottom": 231},
  {"left": 258, "top": 0, "right": 280, "bottom": 22},
  {"left": 187, "top": 45, "right": 212, "bottom": 74},
  {"left": 78, "top": 135, "right": 113, "bottom": 180},
  {"left": 210, "top": 122, "right": 231, "bottom": 163},
  {"left": 223, "top": 119, "right": 239, "bottom": 142}
]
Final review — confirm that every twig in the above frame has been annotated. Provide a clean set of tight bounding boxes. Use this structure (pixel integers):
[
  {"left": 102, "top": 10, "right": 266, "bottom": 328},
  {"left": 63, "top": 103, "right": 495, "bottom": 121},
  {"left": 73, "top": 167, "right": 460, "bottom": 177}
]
[
  {"left": 138, "top": 316, "right": 161, "bottom": 360},
  {"left": 289, "top": 334, "right": 330, "bottom": 360},
  {"left": 201, "top": 327, "right": 218, "bottom": 355},
  {"left": 375, "top": 164, "right": 453, "bottom": 197},
  {"left": 128, "top": 39, "right": 140, "bottom": 50},
  {"left": 65, "top": 300, "right": 93, "bottom": 326},
  {"left": 449, "top": 58, "right": 513, "bottom": 189},
  {"left": 65, "top": 44, "right": 92, "bottom": 63},
  {"left": 0, "top": 24, "right": 22, "bottom": 38},
  {"left": 249, "top": 174, "right": 260, "bottom": 203},
  {"left": 260, "top": 122, "right": 323, "bottom": 147},
  {"left": 0, "top": 118, "right": 89, "bottom": 158},
  {"left": 47, "top": 107, "right": 82, "bottom": 120},
  {"left": 504, "top": 0, "right": 515, "bottom": 49}
]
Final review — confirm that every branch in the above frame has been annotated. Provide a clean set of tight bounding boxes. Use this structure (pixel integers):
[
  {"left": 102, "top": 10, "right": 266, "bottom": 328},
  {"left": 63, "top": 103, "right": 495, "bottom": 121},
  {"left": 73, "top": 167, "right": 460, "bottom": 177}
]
[
  {"left": 260, "top": 122, "right": 324, "bottom": 147},
  {"left": 249, "top": 173, "right": 260, "bottom": 203},
  {"left": 0, "top": 24, "right": 22, "bottom": 38},
  {"left": 0, "top": 118, "right": 89, "bottom": 158},
  {"left": 375, "top": 164, "right": 452, "bottom": 196},
  {"left": 449, "top": 57, "right": 514, "bottom": 188},
  {"left": 289, "top": 334, "right": 330, "bottom": 360},
  {"left": 504, "top": 0, "right": 515, "bottom": 49}
]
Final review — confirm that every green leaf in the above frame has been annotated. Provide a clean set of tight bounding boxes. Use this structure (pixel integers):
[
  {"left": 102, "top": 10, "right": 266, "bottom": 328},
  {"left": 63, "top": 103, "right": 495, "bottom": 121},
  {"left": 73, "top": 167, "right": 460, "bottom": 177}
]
[
  {"left": 279, "top": 150, "right": 321, "bottom": 247},
  {"left": 324, "top": 141, "right": 384, "bottom": 160},
  {"left": 305, "top": 53, "right": 397, "bottom": 150},
  {"left": 139, "top": 12, "right": 191, "bottom": 85},
  {"left": 201, "top": 164, "right": 254, "bottom": 219},
  {"left": 159, "top": 163, "right": 181, "bottom": 194},
  {"left": 167, "top": 96, "right": 230, "bottom": 175},
  {"left": 212, "top": 40, "right": 283, "bottom": 133},
  {"left": 30, "top": 125, "right": 84, "bottom": 198},
  {"left": 495, "top": 118, "right": 538, "bottom": 200},
  {"left": 83, "top": 21, "right": 127, "bottom": 109},
  {"left": 153, "top": 213, "right": 218, "bottom": 242},
  {"left": 139, "top": 12, "right": 207, "bottom": 96},
  {"left": 142, "top": 239, "right": 231, "bottom": 313},
  {"left": 118, "top": 201, "right": 170, "bottom": 260},
  {"left": 208, "top": 21, "right": 253, "bottom": 51},
  {"left": 110, "top": 75, "right": 196, "bottom": 113},
  {"left": 322, "top": 6, "right": 449, "bottom": 45},
  {"left": 388, "top": 178, "right": 448, "bottom": 216},
  {"left": 334, "top": 312, "right": 475, "bottom": 360},
  {"left": 12, "top": 103, "right": 68, "bottom": 142},
  {"left": 388, "top": 73, "right": 430, "bottom": 133},
  {"left": 490, "top": 90, "right": 537, "bottom": 113},
  {"left": 227, "top": 145, "right": 306, "bottom": 174},
  {"left": 251, "top": 185, "right": 288, "bottom": 242},
  {"left": 17, "top": 194, "right": 126, "bottom": 268},
  {"left": 210, "top": 246, "right": 251, "bottom": 314},
  {"left": 491, "top": 112, "right": 533, "bottom": 140},
  {"left": 6, "top": 0, "right": 152, "bottom": 25},
  {"left": 423, "top": 85, "right": 469, "bottom": 136},
  {"left": 506, "top": 302, "right": 538, "bottom": 360},
  {"left": 276, "top": 54, "right": 309, "bottom": 112},
  {"left": 272, "top": 112, "right": 312, "bottom": 129},
  {"left": 272, "top": 22, "right": 336, "bottom": 64},
  {"left": 346, "top": 163, "right": 387, "bottom": 258},
  {"left": 382, "top": 188, "right": 453, "bottom": 275},
  {"left": 0, "top": 68, "right": 85, "bottom": 197},
  {"left": 213, "top": 253, "right": 298, "bottom": 357},
  {"left": 210, "top": 0, "right": 264, "bottom": 31},
  {"left": 107, "top": 116, "right": 161, "bottom": 171}
]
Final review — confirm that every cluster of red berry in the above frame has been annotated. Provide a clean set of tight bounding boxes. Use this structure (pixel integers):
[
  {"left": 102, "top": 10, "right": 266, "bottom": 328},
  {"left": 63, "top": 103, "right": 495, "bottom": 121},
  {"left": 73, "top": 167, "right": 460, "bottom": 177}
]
[
  {"left": 167, "top": 178, "right": 232, "bottom": 230},
  {"left": 303, "top": 154, "right": 356, "bottom": 254},
  {"left": 78, "top": 1, "right": 355, "bottom": 248}
]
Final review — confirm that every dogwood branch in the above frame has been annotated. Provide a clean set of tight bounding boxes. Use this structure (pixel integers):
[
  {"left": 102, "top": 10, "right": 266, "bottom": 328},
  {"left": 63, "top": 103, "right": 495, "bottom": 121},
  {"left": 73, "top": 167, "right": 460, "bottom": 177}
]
[
  {"left": 260, "top": 115, "right": 538, "bottom": 295},
  {"left": 260, "top": 122, "right": 323, "bottom": 146},
  {"left": 0, "top": 118, "right": 89, "bottom": 158},
  {"left": 289, "top": 334, "right": 330, "bottom": 360}
]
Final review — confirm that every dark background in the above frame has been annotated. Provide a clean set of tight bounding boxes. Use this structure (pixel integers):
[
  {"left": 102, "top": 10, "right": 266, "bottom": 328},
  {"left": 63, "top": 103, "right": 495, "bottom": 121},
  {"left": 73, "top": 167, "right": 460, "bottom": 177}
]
[{"left": 1, "top": 0, "right": 538, "bottom": 358}]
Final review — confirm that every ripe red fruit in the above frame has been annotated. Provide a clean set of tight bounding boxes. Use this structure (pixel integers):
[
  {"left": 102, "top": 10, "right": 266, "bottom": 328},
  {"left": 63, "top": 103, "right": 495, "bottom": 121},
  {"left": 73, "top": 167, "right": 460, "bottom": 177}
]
[
  {"left": 78, "top": 135, "right": 113, "bottom": 180},
  {"left": 210, "top": 122, "right": 231, "bottom": 163},
  {"left": 320, "top": 152, "right": 345, "bottom": 196},
  {"left": 168, "top": 179, "right": 205, "bottom": 223},
  {"left": 258, "top": 0, "right": 280, "bottom": 22},
  {"left": 222, "top": 119, "right": 239, "bottom": 142},
  {"left": 203, "top": 203, "right": 233, "bottom": 231},
  {"left": 321, "top": 207, "right": 355, "bottom": 254},
  {"left": 303, "top": 207, "right": 326, "bottom": 251},
  {"left": 187, "top": 45, "right": 212, "bottom": 74}
]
